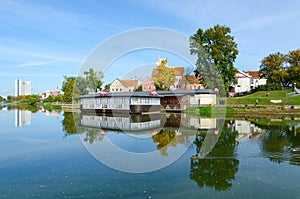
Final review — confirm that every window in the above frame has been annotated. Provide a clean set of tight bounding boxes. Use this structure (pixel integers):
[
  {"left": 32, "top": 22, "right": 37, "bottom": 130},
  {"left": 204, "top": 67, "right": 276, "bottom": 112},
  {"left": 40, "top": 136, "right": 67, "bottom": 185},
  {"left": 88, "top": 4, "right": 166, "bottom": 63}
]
[
  {"left": 116, "top": 88, "right": 118, "bottom": 91},
  {"left": 112, "top": 89, "right": 114, "bottom": 91},
  {"left": 129, "top": 89, "right": 131, "bottom": 92},
  {"left": 120, "top": 88, "right": 122, "bottom": 91}
]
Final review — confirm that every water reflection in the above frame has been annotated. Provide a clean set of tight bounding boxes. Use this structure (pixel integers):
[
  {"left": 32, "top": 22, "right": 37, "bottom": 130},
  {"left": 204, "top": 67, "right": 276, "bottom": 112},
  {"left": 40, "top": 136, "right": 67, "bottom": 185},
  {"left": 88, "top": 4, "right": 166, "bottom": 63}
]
[
  {"left": 14, "top": 109, "right": 31, "bottom": 127},
  {"left": 190, "top": 121, "right": 239, "bottom": 191},
  {"left": 255, "top": 121, "right": 300, "bottom": 166},
  {"left": 2, "top": 109, "right": 300, "bottom": 197},
  {"left": 62, "top": 113, "right": 222, "bottom": 173}
]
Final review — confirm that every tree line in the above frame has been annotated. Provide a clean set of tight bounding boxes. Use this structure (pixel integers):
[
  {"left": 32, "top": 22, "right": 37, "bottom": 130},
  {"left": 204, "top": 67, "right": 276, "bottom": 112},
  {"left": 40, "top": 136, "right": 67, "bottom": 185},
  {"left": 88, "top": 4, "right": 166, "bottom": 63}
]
[
  {"left": 260, "top": 50, "right": 300, "bottom": 87},
  {"left": 3, "top": 24, "right": 298, "bottom": 103}
]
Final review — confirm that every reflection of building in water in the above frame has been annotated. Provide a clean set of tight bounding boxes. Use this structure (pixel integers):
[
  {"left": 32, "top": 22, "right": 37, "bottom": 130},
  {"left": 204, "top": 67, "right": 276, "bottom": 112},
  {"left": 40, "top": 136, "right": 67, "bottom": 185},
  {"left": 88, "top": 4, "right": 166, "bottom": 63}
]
[
  {"left": 15, "top": 110, "right": 31, "bottom": 127},
  {"left": 39, "top": 107, "right": 60, "bottom": 117},
  {"left": 231, "top": 120, "right": 264, "bottom": 139},
  {"left": 80, "top": 113, "right": 218, "bottom": 133},
  {"left": 80, "top": 114, "right": 162, "bottom": 132},
  {"left": 183, "top": 116, "right": 216, "bottom": 130}
]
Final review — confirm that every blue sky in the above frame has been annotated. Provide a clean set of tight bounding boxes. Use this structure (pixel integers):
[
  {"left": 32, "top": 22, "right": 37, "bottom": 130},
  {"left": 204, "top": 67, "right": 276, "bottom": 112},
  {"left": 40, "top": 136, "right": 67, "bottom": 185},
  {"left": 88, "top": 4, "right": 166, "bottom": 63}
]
[{"left": 1, "top": 0, "right": 300, "bottom": 96}]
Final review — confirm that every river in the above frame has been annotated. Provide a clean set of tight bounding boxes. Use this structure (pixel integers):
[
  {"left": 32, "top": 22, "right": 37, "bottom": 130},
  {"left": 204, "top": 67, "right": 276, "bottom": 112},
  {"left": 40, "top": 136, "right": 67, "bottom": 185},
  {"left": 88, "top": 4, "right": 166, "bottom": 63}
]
[{"left": 0, "top": 109, "right": 299, "bottom": 198}]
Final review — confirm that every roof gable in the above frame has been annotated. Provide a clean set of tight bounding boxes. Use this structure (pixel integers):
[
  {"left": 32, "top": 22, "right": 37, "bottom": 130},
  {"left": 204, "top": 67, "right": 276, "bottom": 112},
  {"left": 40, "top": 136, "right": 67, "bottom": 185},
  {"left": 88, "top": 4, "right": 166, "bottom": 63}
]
[
  {"left": 244, "top": 71, "right": 261, "bottom": 78},
  {"left": 174, "top": 67, "right": 184, "bottom": 76},
  {"left": 119, "top": 79, "right": 138, "bottom": 87}
]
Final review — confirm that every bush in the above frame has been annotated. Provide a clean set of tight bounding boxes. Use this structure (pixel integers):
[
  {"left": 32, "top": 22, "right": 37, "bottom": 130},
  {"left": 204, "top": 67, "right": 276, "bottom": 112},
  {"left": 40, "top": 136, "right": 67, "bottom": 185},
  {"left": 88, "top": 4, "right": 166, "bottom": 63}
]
[{"left": 255, "top": 84, "right": 282, "bottom": 91}]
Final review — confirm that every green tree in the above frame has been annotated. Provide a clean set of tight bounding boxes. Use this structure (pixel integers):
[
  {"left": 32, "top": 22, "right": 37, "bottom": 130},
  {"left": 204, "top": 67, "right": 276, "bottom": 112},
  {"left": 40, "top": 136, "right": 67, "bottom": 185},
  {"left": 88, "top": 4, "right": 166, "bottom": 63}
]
[
  {"left": 62, "top": 76, "right": 79, "bottom": 102},
  {"left": 134, "top": 85, "right": 143, "bottom": 92},
  {"left": 190, "top": 25, "right": 238, "bottom": 94},
  {"left": 103, "top": 83, "right": 111, "bottom": 91},
  {"left": 152, "top": 59, "right": 176, "bottom": 90},
  {"left": 260, "top": 52, "right": 288, "bottom": 85},
  {"left": 287, "top": 50, "right": 300, "bottom": 87},
  {"left": 75, "top": 68, "right": 104, "bottom": 95},
  {"left": 83, "top": 68, "right": 104, "bottom": 93}
]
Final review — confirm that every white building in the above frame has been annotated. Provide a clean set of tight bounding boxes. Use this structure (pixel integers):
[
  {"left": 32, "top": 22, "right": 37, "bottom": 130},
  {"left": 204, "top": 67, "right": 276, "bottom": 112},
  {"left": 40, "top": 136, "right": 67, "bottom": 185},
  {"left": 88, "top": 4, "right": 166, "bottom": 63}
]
[
  {"left": 15, "top": 110, "right": 31, "bottom": 127},
  {"left": 229, "top": 70, "right": 267, "bottom": 95},
  {"left": 231, "top": 120, "right": 264, "bottom": 140},
  {"left": 40, "top": 88, "right": 60, "bottom": 99},
  {"left": 15, "top": 79, "right": 31, "bottom": 96},
  {"left": 109, "top": 78, "right": 139, "bottom": 92}
]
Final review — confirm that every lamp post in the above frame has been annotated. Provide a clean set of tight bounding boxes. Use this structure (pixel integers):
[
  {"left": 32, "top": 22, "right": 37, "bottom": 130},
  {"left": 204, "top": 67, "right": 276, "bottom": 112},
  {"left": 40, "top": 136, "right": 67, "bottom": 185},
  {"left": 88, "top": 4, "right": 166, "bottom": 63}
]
[{"left": 294, "top": 82, "right": 296, "bottom": 94}]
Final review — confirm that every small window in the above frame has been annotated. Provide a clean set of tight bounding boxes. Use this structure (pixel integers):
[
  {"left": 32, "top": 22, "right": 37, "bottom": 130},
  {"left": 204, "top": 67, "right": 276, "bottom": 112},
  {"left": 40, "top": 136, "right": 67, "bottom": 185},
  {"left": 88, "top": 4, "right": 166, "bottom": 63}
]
[
  {"left": 112, "top": 88, "right": 114, "bottom": 91},
  {"left": 116, "top": 88, "right": 118, "bottom": 91},
  {"left": 120, "top": 88, "right": 122, "bottom": 91}
]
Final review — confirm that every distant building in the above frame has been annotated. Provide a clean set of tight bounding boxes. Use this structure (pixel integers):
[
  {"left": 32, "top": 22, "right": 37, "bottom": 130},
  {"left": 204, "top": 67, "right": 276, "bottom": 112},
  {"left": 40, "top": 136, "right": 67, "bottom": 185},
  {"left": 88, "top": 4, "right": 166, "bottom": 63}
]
[
  {"left": 229, "top": 70, "right": 267, "bottom": 95},
  {"left": 170, "top": 67, "right": 184, "bottom": 90},
  {"left": 15, "top": 79, "right": 31, "bottom": 96},
  {"left": 40, "top": 88, "right": 60, "bottom": 99},
  {"left": 110, "top": 78, "right": 139, "bottom": 92},
  {"left": 184, "top": 75, "right": 203, "bottom": 90},
  {"left": 244, "top": 71, "right": 267, "bottom": 90},
  {"left": 142, "top": 78, "right": 156, "bottom": 91}
]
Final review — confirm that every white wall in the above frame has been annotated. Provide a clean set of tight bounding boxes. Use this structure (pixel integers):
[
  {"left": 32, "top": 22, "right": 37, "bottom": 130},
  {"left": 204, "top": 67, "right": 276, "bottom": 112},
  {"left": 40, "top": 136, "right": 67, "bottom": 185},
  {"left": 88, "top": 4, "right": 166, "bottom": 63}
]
[
  {"left": 235, "top": 77, "right": 251, "bottom": 93},
  {"left": 189, "top": 94, "right": 216, "bottom": 105}
]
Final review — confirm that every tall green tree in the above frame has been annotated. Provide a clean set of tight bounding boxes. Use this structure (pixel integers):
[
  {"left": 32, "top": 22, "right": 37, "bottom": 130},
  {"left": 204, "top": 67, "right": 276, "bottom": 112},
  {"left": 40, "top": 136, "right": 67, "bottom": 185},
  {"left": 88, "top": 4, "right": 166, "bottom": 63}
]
[
  {"left": 152, "top": 59, "right": 176, "bottom": 90},
  {"left": 260, "top": 52, "right": 288, "bottom": 84},
  {"left": 287, "top": 50, "right": 300, "bottom": 86},
  {"left": 190, "top": 25, "right": 238, "bottom": 94},
  {"left": 61, "top": 76, "right": 78, "bottom": 102},
  {"left": 83, "top": 68, "right": 104, "bottom": 93}
]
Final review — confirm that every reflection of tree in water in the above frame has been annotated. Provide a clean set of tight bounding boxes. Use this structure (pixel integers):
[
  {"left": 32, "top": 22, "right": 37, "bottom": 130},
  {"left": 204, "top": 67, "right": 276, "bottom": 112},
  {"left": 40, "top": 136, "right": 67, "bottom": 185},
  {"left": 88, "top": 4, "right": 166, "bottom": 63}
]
[
  {"left": 152, "top": 129, "right": 189, "bottom": 156},
  {"left": 190, "top": 122, "right": 239, "bottom": 191},
  {"left": 260, "top": 123, "right": 300, "bottom": 165},
  {"left": 62, "top": 112, "right": 80, "bottom": 135},
  {"left": 83, "top": 129, "right": 107, "bottom": 144},
  {"left": 62, "top": 112, "right": 106, "bottom": 144}
]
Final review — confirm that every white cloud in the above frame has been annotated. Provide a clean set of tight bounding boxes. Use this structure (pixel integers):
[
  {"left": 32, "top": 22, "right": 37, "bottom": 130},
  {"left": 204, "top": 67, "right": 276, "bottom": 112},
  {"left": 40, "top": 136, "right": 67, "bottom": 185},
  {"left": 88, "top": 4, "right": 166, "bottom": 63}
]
[
  {"left": 0, "top": 45, "right": 82, "bottom": 63},
  {"left": 12, "top": 61, "right": 54, "bottom": 68},
  {"left": 0, "top": 72, "right": 64, "bottom": 77}
]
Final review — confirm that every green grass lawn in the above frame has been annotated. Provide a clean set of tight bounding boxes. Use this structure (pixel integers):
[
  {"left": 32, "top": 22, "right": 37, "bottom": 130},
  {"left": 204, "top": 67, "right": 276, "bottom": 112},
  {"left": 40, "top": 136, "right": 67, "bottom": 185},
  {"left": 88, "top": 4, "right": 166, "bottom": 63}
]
[{"left": 227, "top": 90, "right": 300, "bottom": 106}]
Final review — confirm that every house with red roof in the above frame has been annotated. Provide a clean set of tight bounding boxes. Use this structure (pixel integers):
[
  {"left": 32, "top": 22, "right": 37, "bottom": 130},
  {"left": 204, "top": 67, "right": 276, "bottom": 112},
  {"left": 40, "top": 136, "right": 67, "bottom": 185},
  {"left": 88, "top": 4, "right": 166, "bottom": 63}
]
[
  {"left": 170, "top": 67, "right": 185, "bottom": 90},
  {"left": 229, "top": 70, "right": 267, "bottom": 95},
  {"left": 109, "top": 78, "right": 139, "bottom": 92}
]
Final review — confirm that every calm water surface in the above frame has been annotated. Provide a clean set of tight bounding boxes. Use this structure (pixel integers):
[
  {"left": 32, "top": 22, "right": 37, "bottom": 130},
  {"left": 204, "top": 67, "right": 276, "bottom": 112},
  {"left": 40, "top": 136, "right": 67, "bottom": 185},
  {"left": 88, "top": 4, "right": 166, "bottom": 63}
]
[{"left": 0, "top": 109, "right": 300, "bottom": 198}]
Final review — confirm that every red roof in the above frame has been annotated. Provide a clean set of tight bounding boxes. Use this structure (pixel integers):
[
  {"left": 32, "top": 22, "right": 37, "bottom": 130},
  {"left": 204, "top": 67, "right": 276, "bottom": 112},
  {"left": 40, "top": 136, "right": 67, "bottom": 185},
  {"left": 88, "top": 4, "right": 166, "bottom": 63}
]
[
  {"left": 119, "top": 79, "right": 139, "bottom": 87},
  {"left": 244, "top": 71, "right": 261, "bottom": 78},
  {"left": 174, "top": 67, "right": 184, "bottom": 76}
]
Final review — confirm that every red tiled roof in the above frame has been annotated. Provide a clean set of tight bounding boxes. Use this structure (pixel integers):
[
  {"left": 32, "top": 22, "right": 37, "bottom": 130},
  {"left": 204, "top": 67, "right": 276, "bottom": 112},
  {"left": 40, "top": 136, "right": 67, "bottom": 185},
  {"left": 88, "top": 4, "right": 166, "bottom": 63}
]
[
  {"left": 119, "top": 79, "right": 139, "bottom": 87},
  {"left": 244, "top": 71, "right": 261, "bottom": 78},
  {"left": 174, "top": 67, "right": 184, "bottom": 76}
]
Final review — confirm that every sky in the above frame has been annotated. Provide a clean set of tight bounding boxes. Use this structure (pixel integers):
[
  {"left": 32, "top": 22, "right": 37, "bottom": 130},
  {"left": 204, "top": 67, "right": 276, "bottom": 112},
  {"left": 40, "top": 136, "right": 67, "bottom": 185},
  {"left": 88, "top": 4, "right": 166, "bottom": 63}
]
[{"left": 1, "top": 0, "right": 300, "bottom": 96}]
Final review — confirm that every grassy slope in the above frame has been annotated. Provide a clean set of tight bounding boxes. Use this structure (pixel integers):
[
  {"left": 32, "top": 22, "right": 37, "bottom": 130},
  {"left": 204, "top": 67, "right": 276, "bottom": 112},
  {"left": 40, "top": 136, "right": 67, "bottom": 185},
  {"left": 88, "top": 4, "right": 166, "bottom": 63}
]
[{"left": 227, "top": 90, "right": 300, "bottom": 105}]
